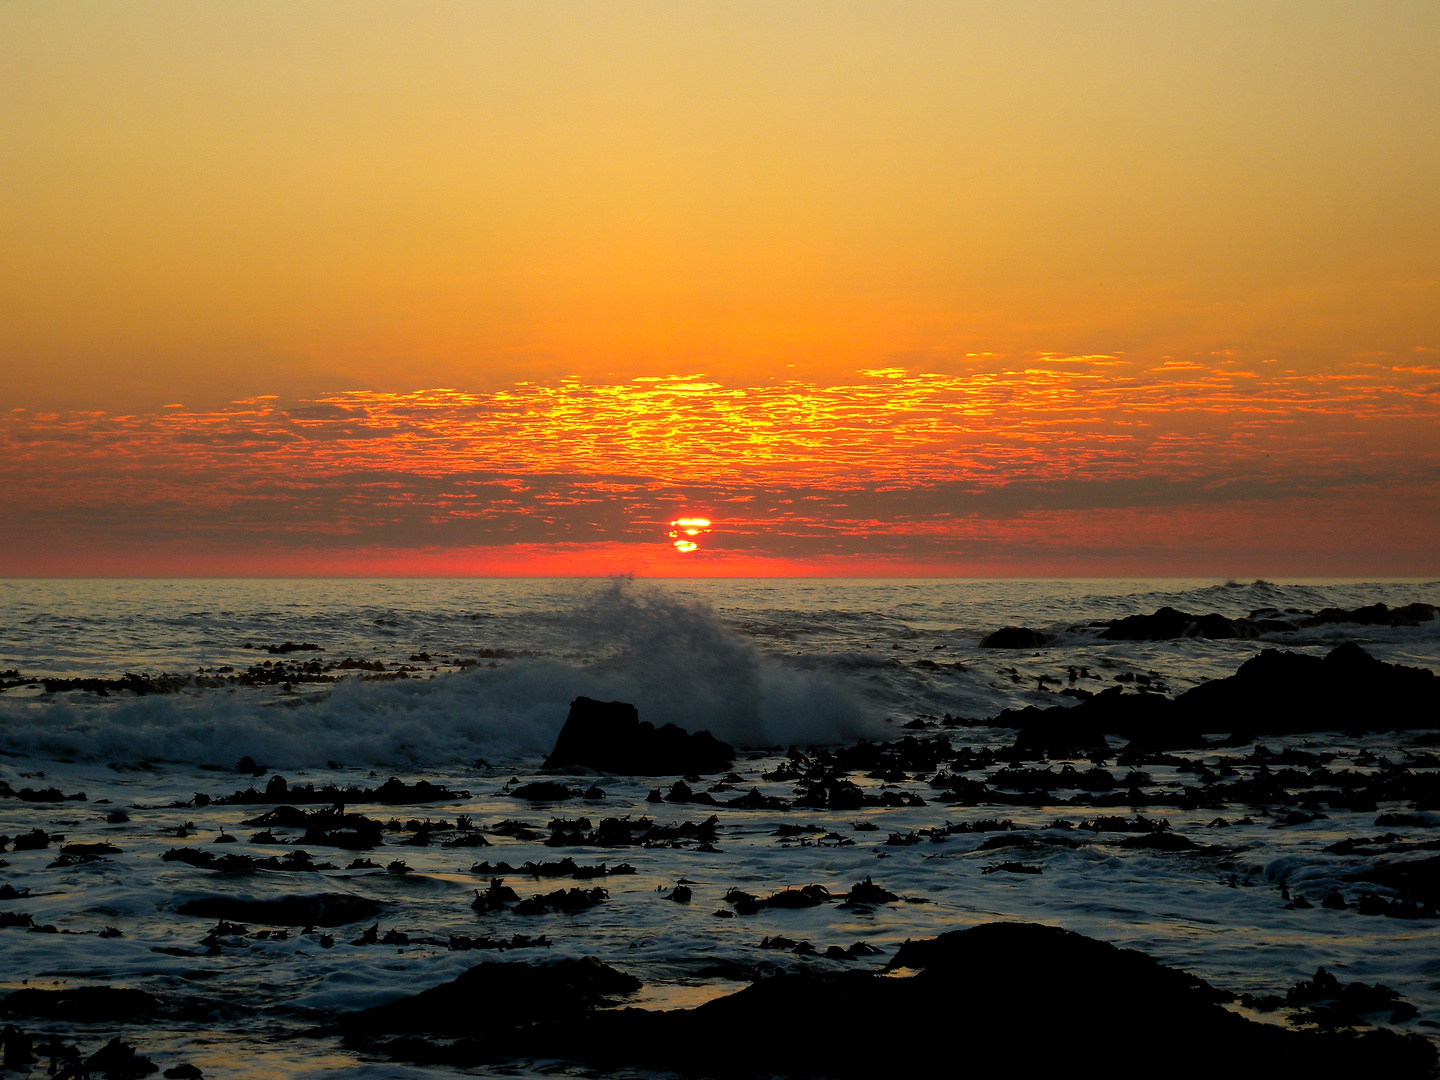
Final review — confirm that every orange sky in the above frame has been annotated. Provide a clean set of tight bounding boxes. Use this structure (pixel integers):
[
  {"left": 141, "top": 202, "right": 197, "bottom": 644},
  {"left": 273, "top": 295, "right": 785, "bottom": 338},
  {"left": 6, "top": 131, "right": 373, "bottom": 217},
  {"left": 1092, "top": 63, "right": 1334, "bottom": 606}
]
[{"left": 2, "top": 2, "right": 1438, "bottom": 575}]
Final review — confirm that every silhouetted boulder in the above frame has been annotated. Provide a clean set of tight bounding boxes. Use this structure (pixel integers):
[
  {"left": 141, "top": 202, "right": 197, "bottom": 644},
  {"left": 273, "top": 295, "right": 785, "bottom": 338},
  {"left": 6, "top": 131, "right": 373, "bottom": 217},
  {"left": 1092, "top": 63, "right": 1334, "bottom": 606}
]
[
  {"left": 979, "top": 626, "right": 1050, "bottom": 648},
  {"left": 544, "top": 698, "right": 733, "bottom": 776}
]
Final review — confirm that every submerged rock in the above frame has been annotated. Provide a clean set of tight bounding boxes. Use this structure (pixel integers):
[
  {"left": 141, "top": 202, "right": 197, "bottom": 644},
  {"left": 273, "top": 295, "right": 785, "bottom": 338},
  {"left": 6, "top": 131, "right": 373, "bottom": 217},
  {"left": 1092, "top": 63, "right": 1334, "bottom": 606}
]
[{"left": 543, "top": 697, "right": 733, "bottom": 776}]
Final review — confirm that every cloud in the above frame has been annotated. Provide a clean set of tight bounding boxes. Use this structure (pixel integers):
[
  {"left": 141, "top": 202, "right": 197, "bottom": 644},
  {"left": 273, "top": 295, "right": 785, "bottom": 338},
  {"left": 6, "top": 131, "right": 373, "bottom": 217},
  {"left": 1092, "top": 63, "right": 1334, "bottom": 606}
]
[{"left": 2, "top": 363, "right": 1438, "bottom": 570}]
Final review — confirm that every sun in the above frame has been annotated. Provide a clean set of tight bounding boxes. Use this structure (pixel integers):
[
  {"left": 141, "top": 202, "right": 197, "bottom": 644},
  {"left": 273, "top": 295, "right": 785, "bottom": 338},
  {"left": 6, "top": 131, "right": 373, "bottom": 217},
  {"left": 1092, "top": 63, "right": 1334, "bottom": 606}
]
[{"left": 667, "top": 517, "right": 712, "bottom": 553}]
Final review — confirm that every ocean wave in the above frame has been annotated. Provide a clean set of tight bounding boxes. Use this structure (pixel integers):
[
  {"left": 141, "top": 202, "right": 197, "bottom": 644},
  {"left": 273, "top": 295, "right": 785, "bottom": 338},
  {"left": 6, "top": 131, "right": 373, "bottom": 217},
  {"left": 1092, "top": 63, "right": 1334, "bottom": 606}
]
[{"left": 0, "top": 582, "right": 877, "bottom": 768}]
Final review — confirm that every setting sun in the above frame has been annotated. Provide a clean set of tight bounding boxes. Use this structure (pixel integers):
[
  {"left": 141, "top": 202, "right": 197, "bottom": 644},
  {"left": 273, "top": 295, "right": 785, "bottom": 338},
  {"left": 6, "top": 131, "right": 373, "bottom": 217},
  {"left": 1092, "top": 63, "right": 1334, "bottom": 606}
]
[{"left": 668, "top": 517, "right": 713, "bottom": 553}]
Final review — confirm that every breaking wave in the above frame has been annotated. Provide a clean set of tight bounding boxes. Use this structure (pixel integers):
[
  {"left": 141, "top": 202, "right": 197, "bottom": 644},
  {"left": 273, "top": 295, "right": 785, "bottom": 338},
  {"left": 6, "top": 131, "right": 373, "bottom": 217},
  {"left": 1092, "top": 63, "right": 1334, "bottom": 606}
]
[{"left": 0, "top": 581, "right": 876, "bottom": 769}]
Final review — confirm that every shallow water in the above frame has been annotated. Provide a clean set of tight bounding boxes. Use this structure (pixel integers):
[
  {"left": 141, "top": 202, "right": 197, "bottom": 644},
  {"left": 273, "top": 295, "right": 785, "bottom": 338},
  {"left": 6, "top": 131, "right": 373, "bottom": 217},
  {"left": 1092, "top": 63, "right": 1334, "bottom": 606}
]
[{"left": 1, "top": 576, "right": 1438, "bottom": 1077}]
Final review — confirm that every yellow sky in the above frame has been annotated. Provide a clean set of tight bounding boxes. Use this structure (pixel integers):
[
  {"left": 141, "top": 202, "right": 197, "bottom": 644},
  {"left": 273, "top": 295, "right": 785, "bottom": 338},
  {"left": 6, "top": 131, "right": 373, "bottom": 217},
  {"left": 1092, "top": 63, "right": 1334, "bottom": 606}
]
[{"left": 4, "top": 1, "right": 1437, "bottom": 410}]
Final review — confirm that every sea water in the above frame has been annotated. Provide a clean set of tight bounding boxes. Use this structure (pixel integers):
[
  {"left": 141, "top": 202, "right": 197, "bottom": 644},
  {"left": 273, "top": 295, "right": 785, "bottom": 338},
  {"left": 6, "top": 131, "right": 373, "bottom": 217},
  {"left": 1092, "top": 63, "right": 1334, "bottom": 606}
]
[{"left": 0, "top": 577, "right": 1438, "bottom": 1077}]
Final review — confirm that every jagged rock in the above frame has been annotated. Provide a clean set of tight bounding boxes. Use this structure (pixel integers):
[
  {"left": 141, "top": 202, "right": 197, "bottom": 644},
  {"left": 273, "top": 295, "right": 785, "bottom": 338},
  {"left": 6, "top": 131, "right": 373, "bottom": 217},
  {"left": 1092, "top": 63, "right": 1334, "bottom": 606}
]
[{"left": 543, "top": 697, "right": 733, "bottom": 776}]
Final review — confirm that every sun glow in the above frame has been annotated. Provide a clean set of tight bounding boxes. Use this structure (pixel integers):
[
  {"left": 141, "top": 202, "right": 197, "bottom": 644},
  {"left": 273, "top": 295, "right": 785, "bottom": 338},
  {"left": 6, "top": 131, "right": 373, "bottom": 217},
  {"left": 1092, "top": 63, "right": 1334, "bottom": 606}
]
[{"left": 668, "top": 517, "right": 712, "bottom": 553}]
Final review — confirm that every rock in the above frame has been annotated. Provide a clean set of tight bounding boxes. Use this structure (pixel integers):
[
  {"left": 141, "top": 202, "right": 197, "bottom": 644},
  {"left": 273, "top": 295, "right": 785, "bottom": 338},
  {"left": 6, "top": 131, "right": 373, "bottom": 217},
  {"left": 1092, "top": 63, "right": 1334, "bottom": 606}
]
[
  {"left": 723, "top": 884, "right": 830, "bottom": 915},
  {"left": 1, "top": 987, "right": 161, "bottom": 1022},
  {"left": 472, "top": 879, "right": 520, "bottom": 914},
  {"left": 163, "top": 1066, "right": 204, "bottom": 1079},
  {"left": 843, "top": 876, "right": 899, "bottom": 904},
  {"left": 339, "top": 922, "right": 1438, "bottom": 1078},
  {"left": 543, "top": 697, "right": 733, "bottom": 776},
  {"left": 1298, "top": 602, "right": 1437, "bottom": 629},
  {"left": 511, "top": 781, "right": 579, "bottom": 801},
  {"left": 512, "top": 887, "right": 607, "bottom": 916},
  {"left": 176, "top": 893, "right": 385, "bottom": 927},
  {"left": 85, "top": 1036, "right": 158, "bottom": 1077},
  {"left": 1100, "top": 606, "right": 1260, "bottom": 641},
  {"left": 1117, "top": 832, "right": 1205, "bottom": 852},
  {"left": 336, "top": 957, "right": 640, "bottom": 1039},
  {"left": 1287, "top": 966, "right": 1418, "bottom": 1026},
  {"left": 1, "top": 1024, "right": 36, "bottom": 1068},
  {"left": 1341, "top": 855, "right": 1440, "bottom": 910},
  {"left": 979, "top": 626, "right": 1050, "bottom": 648},
  {"left": 212, "top": 777, "right": 466, "bottom": 807},
  {"left": 1000, "top": 643, "right": 1439, "bottom": 750}
]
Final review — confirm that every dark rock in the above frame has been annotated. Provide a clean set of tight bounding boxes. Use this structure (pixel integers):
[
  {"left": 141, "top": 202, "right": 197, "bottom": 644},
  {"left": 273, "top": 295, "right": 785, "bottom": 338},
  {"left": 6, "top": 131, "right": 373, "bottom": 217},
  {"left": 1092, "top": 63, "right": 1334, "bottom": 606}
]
[
  {"left": 85, "top": 1036, "right": 157, "bottom": 1077},
  {"left": 979, "top": 626, "right": 1050, "bottom": 649},
  {"left": 472, "top": 880, "right": 521, "bottom": 913},
  {"left": 1117, "top": 832, "right": 1206, "bottom": 852},
  {"left": 2, "top": 986, "right": 161, "bottom": 1022},
  {"left": 1298, "top": 603, "right": 1437, "bottom": 629},
  {"left": 511, "top": 781, "right": 579, "bottom": 802},
  {"left": 543, "top": 697, "right": 733, "bottom": 776},
  {"left": 212, "top": 777, "right": 465, "bottom": 807},
  {"left": 722, "top": 787, "right": 788, "bottom": 810},
  {"left": 1000, "top": 643, "right": 1439, "bottom": 750},
  {"left": 337, "top": 957, "right": 640, "bottom": 1039},
  {"left": 1, "top": 1024, "right": 36, "bottom": 1068},
  {"left": 61, "top": 842, "right": 122, "bottom": 857},
  {"left": 163, "top": 1066, "right": 204, "bottom": 1079},
  {"left": 340, "top": 922, "right": 1438, "bottom": 1078},
  {"left": 724, "top": 884, "right": 829, "bottom": 915},
  {"left": 176, "top": 893, "right": 385, "bottom": 927},
  {"left": 1287, "top": 966, "right": 1419, "bottom": 1026},
  {"left": 843, "top": 877, "right": 899, "bottom": 904},
  {"left": 512, "top": 887, "right": 607, "bottom": 916},
  {"left": 1342, "top": 855, "right": 1440, "bottom": 908},
  {"left": 1100, "top": 606, "right": 1260, "bottom": 641}
]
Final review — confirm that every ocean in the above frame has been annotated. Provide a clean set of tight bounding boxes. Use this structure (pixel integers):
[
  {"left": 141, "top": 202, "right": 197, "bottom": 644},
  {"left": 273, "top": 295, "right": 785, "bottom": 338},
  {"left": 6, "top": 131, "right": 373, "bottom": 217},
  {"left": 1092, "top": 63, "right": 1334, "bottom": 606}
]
[{"left": 1, "top": 576, "right": 1438, "bottom": 1076}]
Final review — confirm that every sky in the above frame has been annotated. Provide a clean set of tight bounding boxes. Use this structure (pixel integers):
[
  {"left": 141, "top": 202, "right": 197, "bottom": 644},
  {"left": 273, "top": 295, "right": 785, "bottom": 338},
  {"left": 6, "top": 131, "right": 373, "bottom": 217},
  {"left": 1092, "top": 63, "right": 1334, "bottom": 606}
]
[{"left": 2, "top": 1, "right": 1438, "bottom": 576}]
